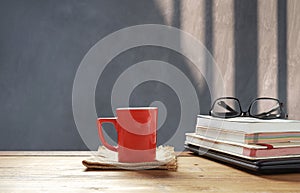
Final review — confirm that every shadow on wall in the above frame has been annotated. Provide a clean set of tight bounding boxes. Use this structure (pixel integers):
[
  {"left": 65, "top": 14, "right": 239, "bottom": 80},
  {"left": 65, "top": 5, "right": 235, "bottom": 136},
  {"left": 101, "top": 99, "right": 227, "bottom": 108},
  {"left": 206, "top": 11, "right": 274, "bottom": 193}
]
[
  {"left": 234, "top": 0, "right": 258, "bottom": 106},
  {"left": 200, "top": 0, "right": 287, "bottom": 112},
  {"left": 233, "top": 0, "right": 287, "bottom": 111},
  {"left": 277, "top": 0, "right": 287, "bottom": 108}
]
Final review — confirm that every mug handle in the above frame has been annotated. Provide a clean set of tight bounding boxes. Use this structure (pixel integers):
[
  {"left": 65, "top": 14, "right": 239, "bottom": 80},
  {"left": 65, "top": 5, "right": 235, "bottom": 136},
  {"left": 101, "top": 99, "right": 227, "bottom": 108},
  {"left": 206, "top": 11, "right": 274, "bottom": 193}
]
[{"left": 97, "top": 118, "right": 118, "bottom": 152}]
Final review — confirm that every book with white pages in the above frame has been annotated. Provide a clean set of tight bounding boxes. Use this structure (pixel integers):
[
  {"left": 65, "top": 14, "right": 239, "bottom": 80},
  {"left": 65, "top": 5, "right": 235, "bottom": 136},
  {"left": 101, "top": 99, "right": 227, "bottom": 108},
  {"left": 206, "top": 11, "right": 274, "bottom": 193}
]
[
  {"left": 197, "top": 115, "right": 300, "bottom": 133},
  {"left": 195, "top": 125, "right": 300, "bottom": 144}
]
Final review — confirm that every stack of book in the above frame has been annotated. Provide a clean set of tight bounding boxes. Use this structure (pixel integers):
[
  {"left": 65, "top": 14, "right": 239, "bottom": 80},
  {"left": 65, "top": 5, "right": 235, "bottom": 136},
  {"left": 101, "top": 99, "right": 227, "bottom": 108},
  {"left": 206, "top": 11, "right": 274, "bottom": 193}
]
[{"left": 185, "top": 115, "right": 300, "bottom": 173}]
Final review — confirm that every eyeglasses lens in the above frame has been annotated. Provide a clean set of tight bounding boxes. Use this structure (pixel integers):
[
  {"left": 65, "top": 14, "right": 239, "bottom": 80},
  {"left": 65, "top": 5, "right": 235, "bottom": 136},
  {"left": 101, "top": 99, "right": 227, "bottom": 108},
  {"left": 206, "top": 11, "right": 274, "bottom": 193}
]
[
  {"left": 212, "top": 98, "right": 241, "bottom": 118},
  {"left": 250, "top": 99, "right": 281, "bottom": 119}
]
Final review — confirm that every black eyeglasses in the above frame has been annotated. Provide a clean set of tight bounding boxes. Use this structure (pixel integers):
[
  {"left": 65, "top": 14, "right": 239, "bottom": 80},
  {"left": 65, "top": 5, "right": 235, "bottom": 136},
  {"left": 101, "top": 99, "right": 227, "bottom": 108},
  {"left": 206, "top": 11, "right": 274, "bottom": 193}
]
[{"left": 209, "top": 97, "right": 288, "bottom": 119}]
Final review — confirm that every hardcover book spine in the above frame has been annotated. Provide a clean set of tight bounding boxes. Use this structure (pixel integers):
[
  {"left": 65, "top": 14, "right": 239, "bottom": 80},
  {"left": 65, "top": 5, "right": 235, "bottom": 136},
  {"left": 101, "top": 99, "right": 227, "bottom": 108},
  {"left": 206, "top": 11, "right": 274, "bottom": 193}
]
[{"left": 243, "top": 146, "right": 300, "bottom": 157}]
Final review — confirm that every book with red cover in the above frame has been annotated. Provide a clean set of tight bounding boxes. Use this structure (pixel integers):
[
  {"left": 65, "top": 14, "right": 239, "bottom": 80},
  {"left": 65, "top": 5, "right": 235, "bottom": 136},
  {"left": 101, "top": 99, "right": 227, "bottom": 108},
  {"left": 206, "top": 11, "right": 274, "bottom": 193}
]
[
  {"left": 185, "top": 133, "right": 300, "bottom": 159},
  {"left": 185, "top": 143, "right": 300, "bottom": 174}
]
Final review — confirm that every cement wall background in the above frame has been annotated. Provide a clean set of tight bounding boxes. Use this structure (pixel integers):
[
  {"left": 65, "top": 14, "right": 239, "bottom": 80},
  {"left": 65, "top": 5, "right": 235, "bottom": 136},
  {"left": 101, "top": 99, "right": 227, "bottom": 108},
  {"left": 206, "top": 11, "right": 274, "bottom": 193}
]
[
  {"left": 0, "top": 0, "right": 299, "bottom": 150},
  {"left": 177, "top": 0, "right": 300, "bottom": 119}
]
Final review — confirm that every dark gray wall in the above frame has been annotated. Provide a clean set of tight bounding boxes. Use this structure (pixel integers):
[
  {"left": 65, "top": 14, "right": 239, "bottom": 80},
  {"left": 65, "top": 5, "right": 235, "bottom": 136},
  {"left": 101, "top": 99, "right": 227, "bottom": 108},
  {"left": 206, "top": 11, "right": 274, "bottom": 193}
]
[
  {"left": 0, "top": 0, "right": 211, "bottom": 150},
  {"left": 0, "top": 0, "right": 160, "bottom": 150}
]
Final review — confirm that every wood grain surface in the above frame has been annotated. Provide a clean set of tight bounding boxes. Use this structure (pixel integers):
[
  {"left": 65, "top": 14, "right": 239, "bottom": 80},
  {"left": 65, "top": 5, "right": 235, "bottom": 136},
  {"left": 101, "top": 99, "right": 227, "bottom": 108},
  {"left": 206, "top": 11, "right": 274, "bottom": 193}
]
[{"left": 0, "top": 151, "right": 300, "bottom": 192}]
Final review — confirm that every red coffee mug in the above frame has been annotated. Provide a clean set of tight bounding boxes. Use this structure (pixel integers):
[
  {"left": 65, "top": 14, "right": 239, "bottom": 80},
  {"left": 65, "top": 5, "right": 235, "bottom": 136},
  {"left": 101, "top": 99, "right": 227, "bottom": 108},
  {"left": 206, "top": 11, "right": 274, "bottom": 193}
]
[{"left": 97, "top": 107, "right": 158, "bottom": 163}]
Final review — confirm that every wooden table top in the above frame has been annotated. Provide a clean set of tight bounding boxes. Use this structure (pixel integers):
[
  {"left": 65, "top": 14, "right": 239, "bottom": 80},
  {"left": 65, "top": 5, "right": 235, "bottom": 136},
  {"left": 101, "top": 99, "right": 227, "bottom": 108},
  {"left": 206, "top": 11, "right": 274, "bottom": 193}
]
[{"left": 1, "top": 151, "right": 300, "bottom": 193}]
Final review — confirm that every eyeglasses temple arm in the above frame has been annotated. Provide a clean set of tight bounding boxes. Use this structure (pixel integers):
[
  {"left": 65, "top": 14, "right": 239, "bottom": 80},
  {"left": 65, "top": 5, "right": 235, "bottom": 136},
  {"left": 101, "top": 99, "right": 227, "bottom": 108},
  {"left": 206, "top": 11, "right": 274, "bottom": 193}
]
[
  {"left": 217, "top": 101, "right": 239, "bottom": 114},
  {"left": 254, "top": 104, "right": 280, "bottom": 117}
]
